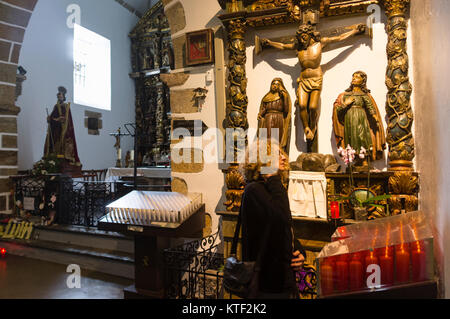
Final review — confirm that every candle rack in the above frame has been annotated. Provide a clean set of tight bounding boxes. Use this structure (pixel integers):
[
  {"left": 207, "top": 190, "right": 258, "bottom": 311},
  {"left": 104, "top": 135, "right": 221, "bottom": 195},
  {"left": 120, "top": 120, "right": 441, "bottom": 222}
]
[{"left": 316, "top": 211, "right": 435, "bottom": 298}]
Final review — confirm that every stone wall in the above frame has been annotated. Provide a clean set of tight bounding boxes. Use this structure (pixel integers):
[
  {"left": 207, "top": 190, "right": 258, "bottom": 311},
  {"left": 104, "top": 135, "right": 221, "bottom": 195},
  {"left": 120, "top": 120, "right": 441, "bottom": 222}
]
[{"left": 0, "top": 0, "right": 37, "bottom": 214}]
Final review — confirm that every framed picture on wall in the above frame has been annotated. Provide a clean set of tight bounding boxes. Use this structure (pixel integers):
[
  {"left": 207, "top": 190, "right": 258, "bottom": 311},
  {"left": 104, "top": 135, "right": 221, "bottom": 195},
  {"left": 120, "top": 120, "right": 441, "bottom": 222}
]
[{"left": 185, "top": 29, "right": 215, "bottom": 66}]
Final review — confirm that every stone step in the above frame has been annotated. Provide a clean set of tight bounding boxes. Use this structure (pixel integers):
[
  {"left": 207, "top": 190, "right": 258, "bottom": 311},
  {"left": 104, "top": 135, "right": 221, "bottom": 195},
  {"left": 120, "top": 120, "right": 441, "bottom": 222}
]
[
  {"left": 32, "top": 224, "right": 134, "bottom": 254},
  {"left": 0, "top": 223, "right": 135, "bottom": 280}
]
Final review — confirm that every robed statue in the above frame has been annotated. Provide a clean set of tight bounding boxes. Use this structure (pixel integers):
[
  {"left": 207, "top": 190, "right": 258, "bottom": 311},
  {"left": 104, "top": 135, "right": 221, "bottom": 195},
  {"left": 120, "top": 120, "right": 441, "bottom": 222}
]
[
  {"left": 257, "top": 78, "right": 292, "bottom": 154},
  {"left": 44, "top": 87, "right": 82, "bottom": 176},
  {"left": 333, "top": 71, "right": 386, "bottom": 164}
]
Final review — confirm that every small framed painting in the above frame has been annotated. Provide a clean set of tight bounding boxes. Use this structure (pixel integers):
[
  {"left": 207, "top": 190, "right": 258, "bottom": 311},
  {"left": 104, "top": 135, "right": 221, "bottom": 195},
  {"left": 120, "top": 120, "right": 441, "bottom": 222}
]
[{"left": 186, "top": 29, "right": 215, "bottom": 66}]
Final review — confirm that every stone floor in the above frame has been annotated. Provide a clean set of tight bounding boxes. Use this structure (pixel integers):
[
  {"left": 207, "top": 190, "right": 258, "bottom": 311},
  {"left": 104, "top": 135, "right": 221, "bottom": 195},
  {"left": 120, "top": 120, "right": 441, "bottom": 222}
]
[{"left": 0, "top": 254, "right": 133, "bottom": 299}]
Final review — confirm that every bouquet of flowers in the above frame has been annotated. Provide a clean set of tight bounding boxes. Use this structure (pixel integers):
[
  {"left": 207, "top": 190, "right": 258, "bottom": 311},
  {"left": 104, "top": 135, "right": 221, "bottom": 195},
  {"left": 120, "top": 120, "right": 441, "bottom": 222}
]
[
  {"left": 337, "top": 145, "right": 390, "bottom": 210},
  {"left": 31, "top": 156, "right": 61, "bottom": 176}
]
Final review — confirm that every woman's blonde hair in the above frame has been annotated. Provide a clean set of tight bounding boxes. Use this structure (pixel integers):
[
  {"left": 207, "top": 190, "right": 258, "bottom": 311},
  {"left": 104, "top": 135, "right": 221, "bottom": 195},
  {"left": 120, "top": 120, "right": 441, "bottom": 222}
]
[{"left": 241, "top": 139, "right": 289, "bottom": 183}]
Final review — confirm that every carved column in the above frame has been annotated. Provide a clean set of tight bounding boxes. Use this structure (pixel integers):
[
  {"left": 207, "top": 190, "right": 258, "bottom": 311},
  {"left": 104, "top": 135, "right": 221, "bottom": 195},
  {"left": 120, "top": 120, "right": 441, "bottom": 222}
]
[
  {"left": 224, "top": 17, "right": 249, "bottom": 152},
  {"left": 383, "top": 0, "right": 414, "bottom": 171},
  {"left": 219, "top": 9, "right": 249, "bottom": 211},
  {"left": 388, "top": 172, "right": 419, "bottom": 215}
]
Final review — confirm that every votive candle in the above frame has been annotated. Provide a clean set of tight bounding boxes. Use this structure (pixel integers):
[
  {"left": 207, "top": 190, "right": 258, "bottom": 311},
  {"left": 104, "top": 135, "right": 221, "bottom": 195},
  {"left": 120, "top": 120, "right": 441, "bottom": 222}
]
[
  {"left": 349, "top": 252, "right": 364, "bottom": 291},
  {"left": 377, "top": 246, "right": 394, "bottom": 287},
  {"left": 411, "top": 240, "right": 428, "bottom": 282},
  {"left": 395, "top": 243, "right": 411, "bottom": 284},
  {"left": 335, "top": 254, "right": 349, "bottom": 292},
  {"left": 320, "top": 258, "right": 334, "bottom": 296},
  {"left": 364, "top": 250, "right": 379, "bottom": 282}
]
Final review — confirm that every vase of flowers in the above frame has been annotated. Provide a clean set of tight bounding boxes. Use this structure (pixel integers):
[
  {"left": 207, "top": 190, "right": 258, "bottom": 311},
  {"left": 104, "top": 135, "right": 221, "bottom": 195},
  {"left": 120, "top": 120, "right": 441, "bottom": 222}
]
[{"left": 337, "top": 145, "right": 391, "bottom": 221}]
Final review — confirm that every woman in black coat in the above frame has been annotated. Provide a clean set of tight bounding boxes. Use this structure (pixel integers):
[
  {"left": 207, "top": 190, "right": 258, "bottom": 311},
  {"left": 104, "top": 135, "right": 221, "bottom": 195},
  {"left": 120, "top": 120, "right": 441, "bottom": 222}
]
[{"left": 240, "top": 142, "right": 306, "bottom": 299}]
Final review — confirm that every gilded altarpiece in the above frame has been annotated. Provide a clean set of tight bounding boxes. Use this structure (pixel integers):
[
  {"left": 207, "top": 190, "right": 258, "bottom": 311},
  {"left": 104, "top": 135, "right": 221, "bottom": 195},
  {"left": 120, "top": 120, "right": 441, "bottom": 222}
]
[
  {"left": 130, "top": 1, "right": 174, "bottom": 167},
  {"left": 217, "top": 0, "right": 418, "bottom": 298},
  {"left": 218, "top": 0, "right": 417, "bottom": 213}
]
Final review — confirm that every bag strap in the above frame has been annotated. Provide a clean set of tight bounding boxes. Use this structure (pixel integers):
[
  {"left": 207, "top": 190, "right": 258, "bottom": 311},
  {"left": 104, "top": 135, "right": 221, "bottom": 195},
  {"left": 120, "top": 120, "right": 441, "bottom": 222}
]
[
  {"left": 230, "top": 210, "right": 242, "bottom": 257},
  {"left": 230, "top": 207, "right": 271, "bottom": 270}
]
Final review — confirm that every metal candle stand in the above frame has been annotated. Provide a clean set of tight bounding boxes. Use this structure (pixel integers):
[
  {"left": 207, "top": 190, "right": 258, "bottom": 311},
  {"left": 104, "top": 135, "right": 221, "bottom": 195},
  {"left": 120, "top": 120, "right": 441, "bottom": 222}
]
[{"left": 97, "top": 191, "right": 205, "bottom": 299}]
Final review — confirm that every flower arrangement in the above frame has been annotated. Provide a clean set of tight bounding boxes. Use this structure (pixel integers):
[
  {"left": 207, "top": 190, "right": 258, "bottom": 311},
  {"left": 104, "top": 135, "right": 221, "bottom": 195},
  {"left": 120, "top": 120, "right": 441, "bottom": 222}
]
[
  {"left": 31, "top": 156, "right": 61, "bottom": 176},
  {"left": 337, "top": 145, "right": 390, "bottom": 210}
]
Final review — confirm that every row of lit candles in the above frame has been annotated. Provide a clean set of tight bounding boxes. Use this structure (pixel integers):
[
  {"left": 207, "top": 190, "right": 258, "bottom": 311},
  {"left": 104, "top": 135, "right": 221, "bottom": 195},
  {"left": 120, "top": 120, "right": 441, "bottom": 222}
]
[{"left": 320, "top": 240, "right": 428, "bottom": 296}]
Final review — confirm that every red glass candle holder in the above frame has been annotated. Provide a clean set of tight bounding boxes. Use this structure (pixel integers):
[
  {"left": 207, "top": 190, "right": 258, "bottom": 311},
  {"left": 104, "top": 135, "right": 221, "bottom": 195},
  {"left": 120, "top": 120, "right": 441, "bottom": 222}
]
[
  {"left": 335, "top": 254, "right": 350, "bottom": 293},
  {"left": 411, "top": 240, "right": 428, "bottom": 282},
  {"left": 376, "top": 246, "right": 394, "bottom": 287},
  {"left": 395, "top": 243, "right": 411, "bottom": 284},
  {"left": 320, "top": 257, "right": 335, "bottom": 296},
  {"left": 349, "top": 252, "right": 365, "bottom": 291},
  {"left": 330, "top": 201, "right": 340, "bottom": 220}
]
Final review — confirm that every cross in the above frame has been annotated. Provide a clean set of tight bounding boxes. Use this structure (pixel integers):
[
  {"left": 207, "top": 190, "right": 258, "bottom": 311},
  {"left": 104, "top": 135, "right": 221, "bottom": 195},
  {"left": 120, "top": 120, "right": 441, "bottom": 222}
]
[
  {"left": 255, "top": 2, "right": 369, "bottom": 153},
  {"left": 110, "top": 128, "right": 131, "bottom": 168}
]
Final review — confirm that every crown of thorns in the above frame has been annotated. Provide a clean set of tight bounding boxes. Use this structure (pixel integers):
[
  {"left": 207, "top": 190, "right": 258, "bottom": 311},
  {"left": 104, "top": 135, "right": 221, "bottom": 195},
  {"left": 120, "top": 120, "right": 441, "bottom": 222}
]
[{"left": 296, "top": 24, "right": 314, "bottom": 35}]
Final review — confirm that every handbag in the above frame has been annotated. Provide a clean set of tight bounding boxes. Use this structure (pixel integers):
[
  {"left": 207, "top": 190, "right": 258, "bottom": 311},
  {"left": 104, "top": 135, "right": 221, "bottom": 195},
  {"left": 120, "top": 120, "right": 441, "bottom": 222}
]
[{"left": 223, "top": 209, "right": 270, "bottom": 299}]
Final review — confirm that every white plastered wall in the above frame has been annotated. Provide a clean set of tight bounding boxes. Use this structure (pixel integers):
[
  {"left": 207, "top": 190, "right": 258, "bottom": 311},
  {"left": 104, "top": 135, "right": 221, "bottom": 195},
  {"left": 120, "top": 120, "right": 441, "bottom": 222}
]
[{"left": 166, "top": 0, "right": 225, "bottom": 233}]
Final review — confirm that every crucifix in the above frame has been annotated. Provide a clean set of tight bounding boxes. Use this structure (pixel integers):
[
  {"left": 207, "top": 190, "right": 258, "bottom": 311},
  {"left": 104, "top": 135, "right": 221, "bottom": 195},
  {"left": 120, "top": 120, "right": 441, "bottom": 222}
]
[
  {"left": 255, "top": 1, "right": 369, "bottom": 153},
  {"left": 110, "top": 128, "right": 130, "bottom": 168}
]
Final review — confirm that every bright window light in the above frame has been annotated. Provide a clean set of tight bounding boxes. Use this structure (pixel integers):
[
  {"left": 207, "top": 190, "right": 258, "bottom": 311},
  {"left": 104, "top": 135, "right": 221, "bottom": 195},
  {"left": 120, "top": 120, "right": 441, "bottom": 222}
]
[{"left": 73, "top": 24, "right": 111, "bottom": 111}]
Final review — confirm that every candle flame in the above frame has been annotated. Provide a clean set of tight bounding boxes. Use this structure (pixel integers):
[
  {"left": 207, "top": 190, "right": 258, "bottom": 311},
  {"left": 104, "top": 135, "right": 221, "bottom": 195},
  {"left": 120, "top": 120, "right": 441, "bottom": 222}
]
[
  {"left": 385, "top": 224, "right": 391, "bottom": 257},
  {"left": 372, "top": 226, "right": 378, "bottom": 258},
  {"left": 412, "top": 224, "right": 421, "bottom": 253},
  {"left": 400, "top": 222, "right": 405, "bottom": 253}
]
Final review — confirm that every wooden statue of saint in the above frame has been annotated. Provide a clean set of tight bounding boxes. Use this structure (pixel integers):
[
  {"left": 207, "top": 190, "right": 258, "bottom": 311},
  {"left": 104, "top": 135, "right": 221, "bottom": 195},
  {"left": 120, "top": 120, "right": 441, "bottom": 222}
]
[
  {"left": 44, "top": 86, "right": 82, "bottom": 176},
  {"left": 257, "top": 78, "right": 292, "bottom": 154},
  {"left": 333, "top": 71, "right": 386, "bottom": 165}
]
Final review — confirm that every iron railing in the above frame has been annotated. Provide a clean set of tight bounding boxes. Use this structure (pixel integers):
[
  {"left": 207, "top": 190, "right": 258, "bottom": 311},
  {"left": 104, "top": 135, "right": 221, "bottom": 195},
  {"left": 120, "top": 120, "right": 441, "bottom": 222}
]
[
  {"left": 11, "top": 175, "right": 133, "bottom": 227},
  {"left": 164, "top": 230, "right": 225, "bottom": 299},
  {"left": 163, "top": 229, "right": 318, "bottom": 300}
]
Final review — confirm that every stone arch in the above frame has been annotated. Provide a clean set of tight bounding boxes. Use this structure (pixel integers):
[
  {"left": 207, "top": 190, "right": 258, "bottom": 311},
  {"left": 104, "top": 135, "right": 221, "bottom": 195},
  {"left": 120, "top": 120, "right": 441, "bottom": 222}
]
[{"left": 0, "top": 0, "right": 38, "bottom": 214}]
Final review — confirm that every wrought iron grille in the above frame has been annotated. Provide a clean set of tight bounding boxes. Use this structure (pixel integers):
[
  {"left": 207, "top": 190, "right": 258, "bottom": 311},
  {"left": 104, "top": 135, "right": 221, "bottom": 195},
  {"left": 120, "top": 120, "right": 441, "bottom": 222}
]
[
  {"left": 11, "top": 175, "right": 67, "bottom": 219},
  {"left": 164, "top": 230, "right": 225, "bottom": 299},
  {"left": 58, "top": 181, "right": 131, "bottom": 227},
  {"left": 163, "top": 228, "right": 318, "bottom": 300},
  {"left": 11, "top": 175, "right": 133, "bottom": 227}
]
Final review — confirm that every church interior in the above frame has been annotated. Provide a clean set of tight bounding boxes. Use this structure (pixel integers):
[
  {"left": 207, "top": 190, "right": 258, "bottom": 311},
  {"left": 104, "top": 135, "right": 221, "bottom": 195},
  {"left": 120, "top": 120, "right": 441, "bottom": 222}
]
[{"left": 0, "top": 0, "right": 449, "bottom": 300}]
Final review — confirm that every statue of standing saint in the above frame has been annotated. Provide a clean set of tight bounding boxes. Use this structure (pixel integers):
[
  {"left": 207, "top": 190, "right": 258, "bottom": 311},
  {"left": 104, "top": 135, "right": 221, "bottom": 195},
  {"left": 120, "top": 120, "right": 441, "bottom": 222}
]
[
  {"left": 257, "top": 78, "right": 292, "bottom": 154},
  {"left": 260, "top": 23, "right": 366, "bottom": 153},
  {"left": 333, "top": 71, "right": 386, "bottom": 165},
  {"left": 44, "top": 86, "right": 82, "bottom": 176}
]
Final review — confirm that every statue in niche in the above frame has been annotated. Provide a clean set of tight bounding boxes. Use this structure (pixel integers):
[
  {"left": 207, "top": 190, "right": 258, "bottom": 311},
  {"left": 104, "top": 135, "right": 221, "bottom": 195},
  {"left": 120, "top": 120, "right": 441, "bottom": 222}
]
[
  {"left": 259, "top": 23, "right": 366, "bottom": 153},
  {"left": 44, "top": 86, "right": 82, "bottom": 175},
  {"left": 140, "top": 47, "right": 153, "bottom": 71},
  {"left": 150, "top": 39, "right": 160, "bottom": 70},
  {"left": 257, "top": 78, "right": 292, "bottom": 154},
  {"left": 158, "top": 14, "right": 170, "bottom": 30},
  {"left": 161, "top": 41, "right": 173, "bottom": 68},
  {"left": 332, "top": 71, "right": 386, "bottom": 166}
]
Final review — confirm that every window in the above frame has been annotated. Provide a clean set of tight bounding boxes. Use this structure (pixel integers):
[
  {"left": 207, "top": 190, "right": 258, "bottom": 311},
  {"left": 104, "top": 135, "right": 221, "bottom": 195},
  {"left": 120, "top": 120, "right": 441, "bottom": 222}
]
[{"left": 73, "top": 24, "right": 111, "bottom": 111}]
